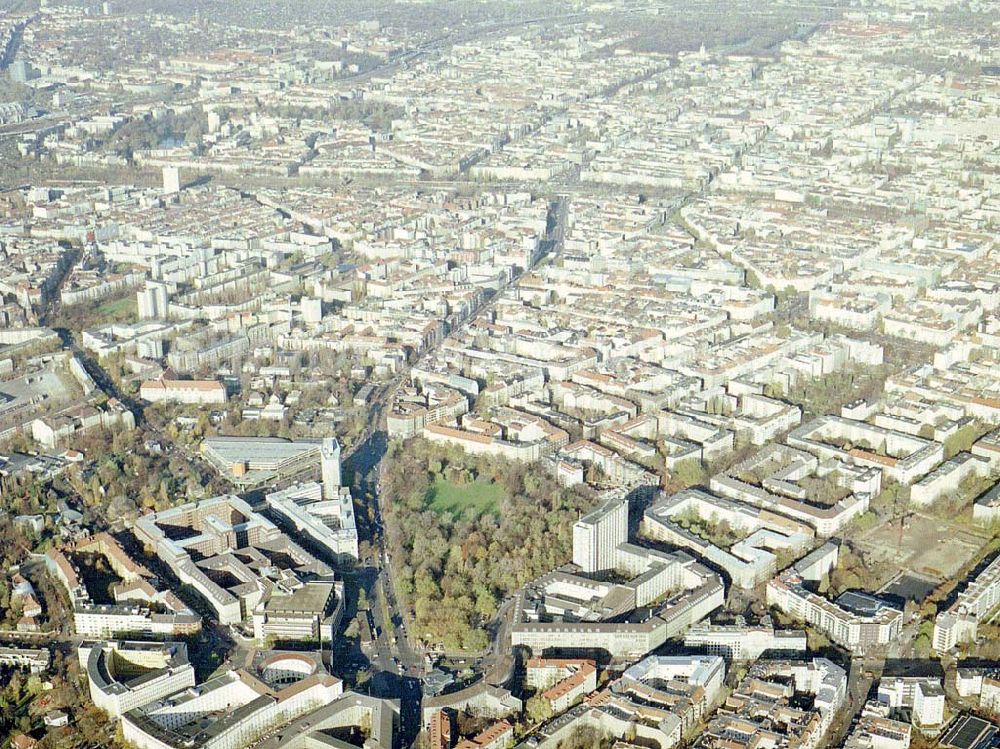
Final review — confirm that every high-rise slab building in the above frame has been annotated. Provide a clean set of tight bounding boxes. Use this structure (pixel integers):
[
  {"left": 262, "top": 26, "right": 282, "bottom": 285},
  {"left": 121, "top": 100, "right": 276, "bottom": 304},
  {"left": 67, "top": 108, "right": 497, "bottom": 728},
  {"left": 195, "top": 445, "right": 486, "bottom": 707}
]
[
  {"left": 572, "top": 496, "right": 627, "bottom": 573},
  {"left": 162, "top": 165, "right": 181, "bottom": 194},
  {"left": 137, "top": 281, "right": 169, "bottom": 320},
  {"left": 321, "top": 437, "right": 342, "bottom": 496}
]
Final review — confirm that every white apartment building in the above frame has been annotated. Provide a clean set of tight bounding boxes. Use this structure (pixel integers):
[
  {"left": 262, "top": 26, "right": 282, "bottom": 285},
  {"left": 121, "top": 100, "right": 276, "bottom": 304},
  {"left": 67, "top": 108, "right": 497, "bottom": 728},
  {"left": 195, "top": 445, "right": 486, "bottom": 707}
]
[
  {"left": 909, "top": 452, "right": 990, "bottom": 506},
  {"left": 539, "top": 663, "right": 597, "bottom": 714},
  {"left": 512, "top": 556, "right": 724, "bottom": 659},
  {"left": 518, "top": 655, "right": 725, "bottom": 749},
  {"left": 643, "top": 488, "right": 814, "bottom": 588},
  {"left": 133, "top": 495, "right": 331, "bottom": 628},
  {"left": 787, "top": 416, "right": 943, "bottom": 486},
  {"left": 140, "top": 378, "right": 228, "bottom": 405},
  {"left": 0, "top": 646, "right": 50, "bottom": 674},
  {"left": 73, "top": 605, "right": 200, "bottom": 639},
  {"left": 933, "top": 551, "right": 1000, "bottom": 651},
  {"left": 619, "top": 654, "right": 726, "bottom": 708},
  {"left": 877, "top": 677, "right": 945, "bottom": 728},
  {"left": 766, "top": 544, "right": 903, "bottom": 654},
  {"left": 956, "top": 670, "right": 1000, "bottom": 715},
  {"left": 843, "top": 707, "right": 912, "bottom": 749}
]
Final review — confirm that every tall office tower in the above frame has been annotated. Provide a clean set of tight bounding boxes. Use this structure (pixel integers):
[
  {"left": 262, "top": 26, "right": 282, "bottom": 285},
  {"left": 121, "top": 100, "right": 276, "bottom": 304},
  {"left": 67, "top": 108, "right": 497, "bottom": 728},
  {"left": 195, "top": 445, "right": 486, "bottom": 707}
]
[
  {"left": 321, "top": 437, "right": 342, "bottom": 498},
  {"left": 573, "top": 497, "right": 628, "bottom": 573},
  {"left": 162, "top": 165, "right": 181, "bottom": 195}
]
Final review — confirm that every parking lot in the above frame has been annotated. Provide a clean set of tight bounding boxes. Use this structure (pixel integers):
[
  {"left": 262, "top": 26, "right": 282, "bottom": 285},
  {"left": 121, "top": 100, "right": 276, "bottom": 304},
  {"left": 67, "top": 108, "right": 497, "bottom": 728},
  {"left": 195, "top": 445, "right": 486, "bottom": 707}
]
[{"left": 0, "top": 366, "right": 77, "bottom": 427}]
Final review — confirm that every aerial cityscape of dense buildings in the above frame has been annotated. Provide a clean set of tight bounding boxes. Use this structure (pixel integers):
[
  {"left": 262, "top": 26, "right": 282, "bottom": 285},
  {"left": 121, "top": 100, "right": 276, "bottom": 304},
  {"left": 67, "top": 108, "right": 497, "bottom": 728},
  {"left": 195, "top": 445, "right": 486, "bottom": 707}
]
[{"left": 0, "top": 0, "right": 998, "bottom": 747}]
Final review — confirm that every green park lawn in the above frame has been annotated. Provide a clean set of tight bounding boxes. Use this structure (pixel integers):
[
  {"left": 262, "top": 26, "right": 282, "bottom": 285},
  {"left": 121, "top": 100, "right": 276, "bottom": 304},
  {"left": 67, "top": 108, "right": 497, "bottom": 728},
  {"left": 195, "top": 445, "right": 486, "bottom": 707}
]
[
  {"left": 97, "top": 295, "right": 138, "bottom": 320},
  {"left": 427, "top": 478, "right": 504, "bottom": 518}
]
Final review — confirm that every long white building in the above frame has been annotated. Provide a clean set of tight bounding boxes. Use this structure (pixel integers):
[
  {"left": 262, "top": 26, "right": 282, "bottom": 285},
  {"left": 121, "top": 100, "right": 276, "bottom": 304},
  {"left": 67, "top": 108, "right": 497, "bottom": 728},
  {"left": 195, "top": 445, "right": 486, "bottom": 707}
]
[
  {"left": 643, "top": 488, "right": 813, "bottom": 588},
  {"left": 121, "top": 668, "right": 343, "bottom": 749},
  {"left": 684, "top": 620, "right": 807, "bottom": 661},
  {"left": 80, "top": 641, "right": 195, "bottom": 719},
  {"left": 140, "top": 377, "right": 227, "bottom": 405}
]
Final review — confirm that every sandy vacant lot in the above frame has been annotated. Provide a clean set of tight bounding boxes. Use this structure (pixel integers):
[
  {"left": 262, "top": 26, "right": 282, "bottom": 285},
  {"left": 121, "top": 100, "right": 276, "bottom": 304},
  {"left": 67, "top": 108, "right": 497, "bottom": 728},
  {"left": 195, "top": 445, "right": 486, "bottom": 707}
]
[{"left": 855, "top": 512, "right": 988, "bottom": 581}]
